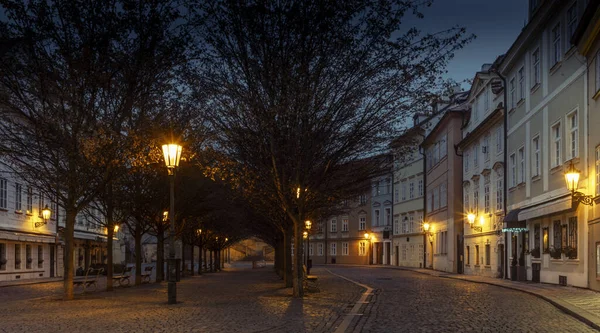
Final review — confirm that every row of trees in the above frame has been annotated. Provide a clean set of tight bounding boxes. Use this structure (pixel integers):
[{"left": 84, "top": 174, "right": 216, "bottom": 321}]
[{"left": 0, "top": 0, "right": 472, "bottom": 299}]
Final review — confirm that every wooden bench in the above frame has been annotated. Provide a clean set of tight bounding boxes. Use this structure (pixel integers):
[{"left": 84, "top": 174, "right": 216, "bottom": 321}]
[
  {"left": 112, "top": 266, "right": 133, "bottom": 287},
  {"left": 141, "top": 266, "right": 153, "bottom": 283},
  {"left": 302, "top": 266, "right": 319, "bottom": 292},
  {"left": 73, "top": 267, "right": 103, "bottom": 292}
]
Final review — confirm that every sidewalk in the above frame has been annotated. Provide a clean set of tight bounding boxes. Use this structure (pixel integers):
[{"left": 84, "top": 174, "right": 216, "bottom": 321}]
[
  {"left": 392, "top": 265, "right": 600, "bottom": 331},
  {"left": 0, "top": 276, "right": 63, "bottom": 288}
]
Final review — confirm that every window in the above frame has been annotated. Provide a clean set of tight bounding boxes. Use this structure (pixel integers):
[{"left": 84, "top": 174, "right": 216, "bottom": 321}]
[
  {"left": 518, "top": 147, "right": 525, "bottom": 184},
  {"left": 401, "top": 182, "right": 406, "bottom": 201},
  {"left": 386, "top": 179, "right": 391, "bottom": 194},
  {"left": 14, "top": 183, "right": 22, "bottom": 212},
  {"left": 409, "top": 215, "right": 414, "bottom": 233},
  {"left": 385, "top": 208, "right": 391, "bottom": 226},
  {"left": 518, "top": 67, "right": 525, "bottom": 101},
  {"left": 26, "top": 187, "right": 33, "bottom": 214},
  {"left": 484, "top": 134, "right": 490, "bottom": 161},
  {"left": 496, "top": 127, "right": 503, "bottom": 153},
  {"left": 0, "top": 243, "right": 5, "bottom": 270},
  {"left": 15, "top": 244, "right": 21, "bottom": 269},
  {"left": 433, "top": 186, "right": 439, "bottom": 211},
  {"left": 553, "top": 220, "right": 562, "bottom": 249},
  {"left": 418, "top": 213, "right": 424, "bottom": 232},
  {"left": 484, "top": 175, "right": 491, "bottom": 214},
  {"left": 394, "top": 218, "right": 399, "bottom": 235},
  {"left": 402, "top": 216, "right": 407, "bottom": 234},
  {"left": 342, "top": 218, "right": 348, "bottom": 232},
  {"left": 510, "top": 153, "right": 516, "bottom": 187},
  {"left": 534, "top": 224, "right": 541, "bottom": 258},
  {"left": 418, "top": 179, "right": 423, "bottom": 197},
  {"left": 466, "top": 246, "right": 470, "bottom": 265},
  {"left": 330, "top": 243, "right": 337, "bottom": 256},
  {"left": 532, "top": 136, "right": 540, "bottom": 177},
  {"left": 427, "top": 191, "right": 432, "bottom": 213},
  {"left": 475, "top": 245, "right": 480, "bottom": 265},
  {"left": 433, "top": 143, "right": 440, "bottom": 165},
  {"left": 359, "top": 242, "right": 366, "bottom": 256},
  {"left": 473, "top": 144, "right": 479, "bottom": 169},
  {"left": 401, "top": 244, "right": 407, "bottom": 260},
  {"left": 543, "top": 227, "right": 549, "bottom": 253},
  {"left": 552, "top": 123, "right": 561, "bottom": 167},
  {"left": 342, "top": 242, "right": 349, "bottom": 256},
  {"left": 484, "top": 88, "right": 490, "bottom": 112},
  {"left": 567, "top": 111, "right": 578, "bottom": 159},
  {"left": 473, "top": 104, "right": 479, "bottom": 122},
  {"left": 427, "top": 149, "right": 433, "bottom": 170},
  {"left": 375, "top": 210, "right": 380, "bottom": 226},
  {"left": 26, "top": 245, "right": 31, "bottom": 269},
  {"left": 409, "top": 182, "right": 414, "bottom": 199},
  {"left": 410, "top": 244, "right": 415, "bottom": 260},
  {"left": 359, "top": 194, "right": 367, "bottom": 205},
  {"left": 552, "top": 23, "right": 561, "bottom": 66},
  {"left": 330, "top": 219, "right": 337, "bottom": 233},
  {"left": 440, "top": 135, "right": 448, "bottom": 158},
  {"left": 0, "top": 178, "right": 6, "bottom": 209},
  {"left": 473, "top": 180, "right": 479, "bottom": 215},
  {"left": 318, "top": 243, "right": 323, "bottom": 256},
  {"left": 485, "top": 244, "right": 491, "bottom": 266},
  {"left": 496, "top": 170, "right": 503, "bottom": 211},
  {"left": 440, "top": 182, "right": 447, "bottom": 208},
  {"left": 291, "top": 243, "right": 294, "bottom": 256},
  {"left": 394, "top": 186, "right": 399, "bottom": 203},
  {"left": 568, "top": 216, "right": 578, "bottom": 258},
  {"left": 567, "top": 3, "right": 578, "bottom": 42},
  {"left": 596, "top": 51, "right": 600, "bottom": 93},
  {"left": 38, "top": 192, "right": 44, "bottom": 217},
  {"left": 309, "top": 244, "right": 313, "bottom": 256},
  {"left": 359, "top": 216, "right": 366, "bottom": 230},
  {"left": 465, "top": 151, "right": 470, "bottom": 172},
  {"left": 510, "top": 77, "right": 516, "bottom": 109},
  {"left": 532, "top": 48, "right": 541, "bottom": 87},
  {"left": 464, "top": 184, "right": 470, "bottom": 213}
]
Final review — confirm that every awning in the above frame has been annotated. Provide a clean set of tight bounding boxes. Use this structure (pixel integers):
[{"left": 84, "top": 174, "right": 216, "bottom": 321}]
[
  {"left": 518, "top": 195, "right": 573, "bottom": 221},
  {"left": 0, "top": 230, "right": 56, "bottom": 243},
  {"left": 503, "top": 209, "right": 526, "bottom": 231}
]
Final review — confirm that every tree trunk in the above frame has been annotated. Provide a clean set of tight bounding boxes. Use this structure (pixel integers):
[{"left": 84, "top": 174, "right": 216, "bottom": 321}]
[
  {"left": 274, "top": 236, "right": 284, "bottom": 278},
  {"left": 210, "top": 250, "right": 214, "bottom": 272},
  {"left": 197, "top": 241, "right": 202, "bottom": 275},
  {"left": 156, "top": 230, "right": 164, "bottom": 282},
  {"left": 293, "top": 220, "right": 304, "bottom": 298},
  {"left": 63, "top": 208, "right": 76, "bottom": 300},
  {"left": 134, "top": 226, "right": 142, "bottom": 285},
  {"left": 190, "top": 242, "right": 194, "bottom": 276},
  {"left": 106, "top": 226, "right": 114, "bottom": 291},
  {"left": 203, "top": 248, "right": 207, "bottom": 272},
  {"left": 284, "top": 226, "right": 293, "bottom": 288},
  {"left": 181, "top": 241, "right": 186, "bottom": 277}
]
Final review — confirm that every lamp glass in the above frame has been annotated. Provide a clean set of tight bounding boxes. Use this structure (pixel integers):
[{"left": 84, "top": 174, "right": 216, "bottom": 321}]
[
  {"left": 162, "top": 144, "right": 182, "bottom": 168},
  {"left": 564, "top": 163, "right": 579, "bottom": 192},
  {"left": 303, "top": 231, "right": 308, "bottom": 239},
  {"left": 163, "top": 211, "right": 169, "bottom": 222},
  {"left": 479, "top": 216, "right": 485, "bottom": 226},
  {"left": 423, "top": 222, "right": 430, "bottom": 232},
  {"left": 305, "top": 220, "right": 312, "bottom": 230},
  {"left": 42, "top": 205, "right": 51, "bottom": 221},
  {"left": 114, "top": 225, "right": 119, "bottom": 233},
  {"left": 467, "top": 213, "right": 475, "bottom": 225},
  {"left": 364, "top": 233, "right": 370, "bottom": 239}
]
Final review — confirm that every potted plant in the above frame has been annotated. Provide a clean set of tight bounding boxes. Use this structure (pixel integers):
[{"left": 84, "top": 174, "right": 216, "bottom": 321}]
[
  {"left": 526, "top": 246, "right": 541, "bottom": 258},
  {"left": 549, "top": 246, "right": 562, "bottom": 259},
  {"left": 510, "top": 256, "right": 517, "bottom": 281},
  {"left": 563, "top": 246, "right": 577, "bottom": 259}
]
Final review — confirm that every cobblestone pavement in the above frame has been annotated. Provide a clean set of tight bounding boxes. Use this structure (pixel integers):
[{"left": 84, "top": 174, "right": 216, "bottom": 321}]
[
  {"left": 326, "top": 266, "right": 598, "bottom": 333},
  {"left": 0, "top": 267, "right": 364, "bottom": 333}
]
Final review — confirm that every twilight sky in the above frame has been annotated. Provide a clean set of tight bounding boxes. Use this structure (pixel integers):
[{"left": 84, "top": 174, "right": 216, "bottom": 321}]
[{"left": 413, "top": 0, "right": 528, "bottom": 89}]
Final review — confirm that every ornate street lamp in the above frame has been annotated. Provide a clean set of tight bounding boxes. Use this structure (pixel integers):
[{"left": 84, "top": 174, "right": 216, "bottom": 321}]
[
  {"left": 423, "top": 222, "right": 430, "bottom": 268},
  {"left": 305, "top": 220, "right": 312, "bottom": 274},
  {"left": 163, "top": 143, "right": 182, "bottom": 304},
  {"left": 114, "top": 225, "right": 119, "bottom": 233},
  {"left": 467, "top": 213, "right": 482, "bottom": 232},
  {"left": 564, "top": 160, "right": 594, "bottom": 205},
  {"left": 35, "top": 205, "right": 51, "bottom": 228},
  {"left": 364, "top": 232, "right": 373, "bottom": 265}
]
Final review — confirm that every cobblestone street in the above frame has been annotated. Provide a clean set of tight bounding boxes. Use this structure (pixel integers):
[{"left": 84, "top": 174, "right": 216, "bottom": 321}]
[
  {"left": 326, "top": 266, "right": 598, "bottom": 333},
  {"left": 1, "top": 265, "right": 599, "bottom": 332}
]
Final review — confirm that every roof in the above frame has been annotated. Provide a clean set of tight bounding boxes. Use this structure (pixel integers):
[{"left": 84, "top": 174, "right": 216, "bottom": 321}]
[
  {"left": 571, "top": 0, "right": 600, "bottom": 50},
  {"left": 421, "top": 92, "right": 469, "bottom": 146}
]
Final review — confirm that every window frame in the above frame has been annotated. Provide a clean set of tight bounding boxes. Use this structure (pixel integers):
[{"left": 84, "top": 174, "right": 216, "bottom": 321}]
[
  {"left": 551, "top": 22, "right": 561, "bottom": 66},
  {"left": 532, "top": 135, "right": 540, "bottom": 177},
  {"left": 567, "top": 110, "right": 578, "bottom": 160},
  {"left": 551, "top": 122, "right": 562, "bottom": 167}
]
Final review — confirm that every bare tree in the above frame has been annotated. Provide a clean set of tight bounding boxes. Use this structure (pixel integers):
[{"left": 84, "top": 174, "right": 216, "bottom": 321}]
[{"left": 188, "top": 0, "right": 473, "bottom": 297}]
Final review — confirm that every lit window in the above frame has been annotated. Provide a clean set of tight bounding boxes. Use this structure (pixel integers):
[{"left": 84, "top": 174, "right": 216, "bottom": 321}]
[
  {"left": 342, "top": 242, "right": 349, "bottom": 256},
  {"left": 359, "top": 216, "right": 366, "bottom": 230},
  {"left": 330, "top": 219, "right": 337, "bottom": 233},
  {"left": 484, "top": 175, "right": 491, "bottom": 214}
]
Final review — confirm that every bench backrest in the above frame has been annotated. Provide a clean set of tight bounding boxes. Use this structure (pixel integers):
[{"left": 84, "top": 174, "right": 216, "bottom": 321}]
[
  {"left": 144, "top": 266, "right": 153, "bottom": 272},
  {"left": 123, "top": 266, "right": 134, "bottom": 276}
]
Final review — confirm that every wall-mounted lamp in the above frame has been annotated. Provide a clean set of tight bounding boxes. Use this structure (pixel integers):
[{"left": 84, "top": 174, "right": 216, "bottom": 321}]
[
  {"left": 564, "top": 160, "right": 594, "bottom": 206},
  {"left": 35, "top": 205, "right": 51, "bottom": 228},
  {"left": 467, "top": 213, "right": 483, "bottom": 232}
]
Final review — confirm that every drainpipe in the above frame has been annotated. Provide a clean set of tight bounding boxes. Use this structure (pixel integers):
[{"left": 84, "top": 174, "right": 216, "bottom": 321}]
[{"left": 491, "top": 67, "right": 509, "bottom": 280}]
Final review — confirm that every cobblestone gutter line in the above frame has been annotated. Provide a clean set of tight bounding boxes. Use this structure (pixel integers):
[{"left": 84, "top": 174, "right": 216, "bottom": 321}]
[{"left": 326, "top": 269, "right": 373, "bottom": 333}]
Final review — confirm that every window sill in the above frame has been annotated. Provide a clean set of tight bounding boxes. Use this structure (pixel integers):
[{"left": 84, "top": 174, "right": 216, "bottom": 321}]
[
  {"left": 531, "top": 83, "right": 541, "bottom": 94},
  {"left": 0, "top": 208, "right": 7, "bottom": 212},
  {"left": 593, "top": 89, "right": 600, "bottom": 101},
  {"left": 565, "top": 46, "right": 577, "bottom": 60},
  {"left": 531, "top": 175, "right": 541, "bottom": 182},
  {"left": 14, "top": 210, "right": 23, "bottom": 214},
  {"left": 550, "top": 164, "right": 563, "bottom": 174},
  {"left": 550, "top": 61, "right": 562, "bottom": 76},
  {"left": 517, "top": 99, "right": 525, "bottom": 108},
  {"left": 508, "top": 186, "right": 517, "bottom": 193}
]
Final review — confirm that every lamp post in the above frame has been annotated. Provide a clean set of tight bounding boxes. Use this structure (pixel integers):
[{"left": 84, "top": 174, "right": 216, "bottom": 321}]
[
  {"left": 162, "top": 143, "right": 182, "bottom": 304},
  {"left": 564, "top": 160, "right": 594, "bottom": 205},
  {"left": 423, "top": 222, "right": 430, "bottom": 269},
  {"left": 364, "top": 232, "right": 372, "bottom": 265},
  {"left": 35, "top": 205, "right": 51, "bottom": 228},
  {"left": 305, "top": 220, "right": 312, "bottom": 274}
]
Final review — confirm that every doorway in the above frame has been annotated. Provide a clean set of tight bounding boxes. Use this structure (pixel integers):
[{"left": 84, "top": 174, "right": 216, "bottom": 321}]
[
  {"left": 395, "top": 246, "right": 399, "bottom": 266},
  {"left": 50, "top": 246, "right": 55, "bottom": 277},
  {"left": 385, "top": 242, "right": 391, "bottom": 265},
  {"left": 497, "top": 244, "right": 504, "bottom": 279}
]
